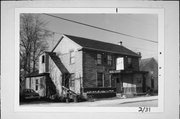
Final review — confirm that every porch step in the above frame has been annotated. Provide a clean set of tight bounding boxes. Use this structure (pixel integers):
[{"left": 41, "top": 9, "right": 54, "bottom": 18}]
[
  {"left": 116, "top": 93, "right": 123, "bottom": 98},
  {"left": 62, "top": 86, "right": 79, "bottom": 102}
]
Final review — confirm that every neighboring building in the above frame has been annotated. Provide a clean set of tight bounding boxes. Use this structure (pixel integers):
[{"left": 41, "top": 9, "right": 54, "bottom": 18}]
[
  {"left": 140, "top": 58, "right": 158, "bottom": 93},
  {"left": 25, "top": 34, "right": 148, "bottom": 99}
]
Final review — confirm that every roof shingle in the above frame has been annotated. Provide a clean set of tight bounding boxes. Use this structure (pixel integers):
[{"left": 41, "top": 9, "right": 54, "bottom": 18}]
[{"left": 65, "top": 34, "right": 140, "bottom": 57}]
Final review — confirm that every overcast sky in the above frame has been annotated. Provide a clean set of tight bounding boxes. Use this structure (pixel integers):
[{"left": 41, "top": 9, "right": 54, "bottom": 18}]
[{"left": 41, "top": 14, "right": 158, "bottom": 60}]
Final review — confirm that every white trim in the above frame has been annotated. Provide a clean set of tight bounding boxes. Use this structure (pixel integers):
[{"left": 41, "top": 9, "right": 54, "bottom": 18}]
[
  {"left": 63, "top": 35, "right": 83, "bottom": 51},
  {"left": 69, "top": 50, "right": 75, "bottom": 64}
]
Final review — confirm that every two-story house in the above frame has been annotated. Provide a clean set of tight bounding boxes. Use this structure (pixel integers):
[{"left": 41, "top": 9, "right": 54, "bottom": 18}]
[{"left": 25, "top": 34, "right": 147, "bottom": 99}]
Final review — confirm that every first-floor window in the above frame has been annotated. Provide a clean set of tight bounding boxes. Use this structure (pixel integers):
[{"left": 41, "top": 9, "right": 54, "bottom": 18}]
[
  {"left": 69, "top": 73, "right": 75, "bottom": 87},
  {"left": 35, "top": 79, "right": 39, "bottom": 91},
  {"left": 109, "top": 75, "right": 111, "bottom": 87},
  {"left": 97, "top": 54, "right": 102, "bottom": 65},
  {"left": 97, "top": 73, "right": 104, "bottom": 87},
  {"left": 42, "top": 55, "right": 45, "bottom": 63}
]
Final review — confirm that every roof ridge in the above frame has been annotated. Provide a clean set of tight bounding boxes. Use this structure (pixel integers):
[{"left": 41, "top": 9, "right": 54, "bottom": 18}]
[
  {"left": 65, "top": 34, "right": 126, "bottom": 47},
  {"left": 63, "top": 34, "right": 140, "bottom": 57}
]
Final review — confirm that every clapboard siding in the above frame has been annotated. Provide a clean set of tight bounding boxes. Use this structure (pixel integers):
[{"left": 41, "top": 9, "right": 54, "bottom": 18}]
[
  {"left": 49, "top": 57, "right": 63, "bottom": 96},
  {"left": 59, "top": 51, "right": 83, "bottom": 94},
  {"left": 53, "top": 36, "right": 83, "bottom": 94}
]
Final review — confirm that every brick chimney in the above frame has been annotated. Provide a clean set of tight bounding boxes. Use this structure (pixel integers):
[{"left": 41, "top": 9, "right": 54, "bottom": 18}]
[
  {"left": 118, "top": 41, "right": 122, "bottom": 46},
  {"left": 137, "top": 52, "right": 141, "bottom": 56}
]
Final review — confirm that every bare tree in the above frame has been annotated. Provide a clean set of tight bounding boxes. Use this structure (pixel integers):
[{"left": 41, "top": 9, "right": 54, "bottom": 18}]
[{"left": 20, "top": 14, "right": 51, "bottom": 81}]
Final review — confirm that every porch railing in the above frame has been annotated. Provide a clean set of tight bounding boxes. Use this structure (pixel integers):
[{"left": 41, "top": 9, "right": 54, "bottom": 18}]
[
  {"left": 82, "top": 87, "right": 116, "bottom": 93},
  {"left": 62, "top": 86, "right": 78, "bottom": 102}
]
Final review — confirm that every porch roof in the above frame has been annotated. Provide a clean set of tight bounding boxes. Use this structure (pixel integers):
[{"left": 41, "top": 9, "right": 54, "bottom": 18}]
[
  {"left": 25, "top": 71, "right": 49, "bottom": 78},
  {"left": 109, "top": 70, "right": 148, "bottom": 74}
]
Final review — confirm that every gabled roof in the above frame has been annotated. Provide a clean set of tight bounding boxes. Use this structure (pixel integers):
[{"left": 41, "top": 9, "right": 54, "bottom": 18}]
[
  {"left": 64, "top": 34, "right": 140, "bottom": 57},
  {"left": 48, "top": 52, "right": 69, "bottom": 74},
  {"left": 139, "top": 57, "right": 158, "bottom": 74},
  {"left": 25, "top": 52, "right": 70, "bottom": 78}
]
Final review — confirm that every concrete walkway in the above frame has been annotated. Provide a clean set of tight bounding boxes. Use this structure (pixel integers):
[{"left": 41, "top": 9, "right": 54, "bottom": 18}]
[{"left": 84, "top": 95, "right": 158, "bottom": 106}]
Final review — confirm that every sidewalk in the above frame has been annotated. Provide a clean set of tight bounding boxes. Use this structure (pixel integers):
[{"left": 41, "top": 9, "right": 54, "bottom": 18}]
[
  {"left": 21, "top": 95, "right": 158, "bottom": 107},
  {"left": 87, "top": 95, "right": 158, "bottom": 106}
]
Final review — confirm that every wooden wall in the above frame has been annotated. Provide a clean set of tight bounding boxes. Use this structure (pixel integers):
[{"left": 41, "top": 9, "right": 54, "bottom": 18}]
[
  {"left": 83, "top": 49, "right": 116, "bottom": 88},
  {"left": 53, "top": 36, "right": 83, "bottom": 94},
  {"left": 82, "top": 49, "right": 140, "bottom": 89},
  {"left": 48, "top": 56, "right": 63, "bottom": 96}
]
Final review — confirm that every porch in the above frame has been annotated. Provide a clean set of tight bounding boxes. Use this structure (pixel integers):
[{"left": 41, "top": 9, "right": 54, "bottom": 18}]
[
  {"left": 82, "top": 87, "right": 116, "bottom": 99},
  {"left": 109, "top": 70, "right": 148, "bottom": 97}
]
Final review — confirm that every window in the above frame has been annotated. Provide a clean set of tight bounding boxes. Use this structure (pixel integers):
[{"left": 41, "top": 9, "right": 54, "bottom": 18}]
[
  {"left": 35, "top": 79, "right": 39, "bottom": 91},
  {"left": 107, "top": 55, "right": 112, "bottom": 65},
  {"left": 40, "top": 78, "right": 43, "bottom": 88},
  {"left": 97, "top": 54, "right": 102, "bottom": 65},
  {"left": 127, "top": 57, "right": 132, "bottom": 68},
  {"left": 42, "top": 55, "right": 45, "bottom": 63},
  {"left": 70, "top": 50, "right": 75, "bottom": 64},
  {"left": 109, "top": 75, "right": 111, "bottom": 87},
  {"left": 69, "top": 73, "right": 75, "bottom": 87},
  {"left": 97, "top": 73, "right": 104, "bottom": 87},
  {"left": 128, "top": 57, "right": 132, "bottom": 64},
  {"left": 116, "top": 57, "right": 124, "bottom": 70},
  {"left": 116, "top": 78, "right": 120, "bottom": 83}
]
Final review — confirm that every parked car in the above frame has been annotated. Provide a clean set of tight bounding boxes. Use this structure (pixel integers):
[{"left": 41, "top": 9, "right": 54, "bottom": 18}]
[{"left": 20, "top": 89, "right": 40, "bottom": 101}]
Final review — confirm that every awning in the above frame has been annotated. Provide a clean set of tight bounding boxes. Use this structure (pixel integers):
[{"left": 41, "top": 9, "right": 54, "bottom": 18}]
[
  {"left": 109, "top": 70, "right": 148, "bottom": 74},
  {"left": 25, "top": 71, "right": 49, "bottom": 78}
]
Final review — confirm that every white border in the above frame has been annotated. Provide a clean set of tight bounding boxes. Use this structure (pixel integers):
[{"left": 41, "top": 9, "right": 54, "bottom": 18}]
[{"left": 14, "top": 8, "right": 164, "bottom": 113}]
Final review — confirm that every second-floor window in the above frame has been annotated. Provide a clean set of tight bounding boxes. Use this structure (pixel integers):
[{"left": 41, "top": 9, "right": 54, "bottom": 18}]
[
  {"left": 70, "top": 50, "right": 75, "bottom": 64},
  {"left": 97, "top": 54, "right": 102, "bottom": 65},
  {"left": 127, "top": 57, "right": 132, "bottom": 68},
  {"left": 107, "top": 55, "right": 112, "bottom": 65},
  {"left": 42, "top": 55, "right": 45, "bottom": 63}
]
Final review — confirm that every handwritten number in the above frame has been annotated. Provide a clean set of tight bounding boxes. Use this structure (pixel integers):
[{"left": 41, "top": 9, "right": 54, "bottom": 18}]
[{"left": 138, "top": 107, "right": 151, "bottom": 113}]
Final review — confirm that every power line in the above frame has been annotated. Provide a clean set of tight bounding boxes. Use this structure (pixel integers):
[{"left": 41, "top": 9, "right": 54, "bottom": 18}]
[
  {"left": 42, "top": 28, "right": 63, "bottom": 35},
  {"left": 43, "top": 13, "right": 158, "bottom": 44}
]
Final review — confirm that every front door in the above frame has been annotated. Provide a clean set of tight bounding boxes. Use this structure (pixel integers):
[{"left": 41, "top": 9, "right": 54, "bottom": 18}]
[
  {"left": 113, "top": 74, "right": 122, "bottom": 93},
  {"left": 64, "top": 74, "right": 70, "bottom": 88},
  {"left": 69, "top": 73, "right": 75, "bottom": 91}
]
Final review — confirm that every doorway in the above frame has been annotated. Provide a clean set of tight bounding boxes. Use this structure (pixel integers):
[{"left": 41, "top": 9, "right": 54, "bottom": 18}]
[{"left": 113, "top": 75, "right": 122, "bottom": 93}]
